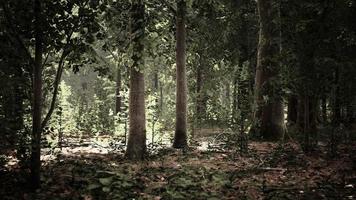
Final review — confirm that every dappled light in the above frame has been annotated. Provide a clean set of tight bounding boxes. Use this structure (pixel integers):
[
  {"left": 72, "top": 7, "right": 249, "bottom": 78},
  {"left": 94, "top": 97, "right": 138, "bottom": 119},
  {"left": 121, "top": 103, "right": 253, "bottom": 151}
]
[{"left": 1, "top": 0, "right": 356, "bottom": 199}]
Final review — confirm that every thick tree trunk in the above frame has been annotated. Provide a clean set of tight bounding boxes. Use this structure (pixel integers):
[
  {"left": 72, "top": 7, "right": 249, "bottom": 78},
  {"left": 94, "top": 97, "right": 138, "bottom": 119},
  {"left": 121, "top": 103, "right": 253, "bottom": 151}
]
[
  {"left": 297, "top": 94, "right": 318, "bottom": 152},
  {"left": 125, "top": 0, "right": 146, "bottom": 160},
  {"left": 173, "top": 0, "right": 188, "bottom": 148},
  {"left": 30, "top": 0, "right": 43, "bottom": 189},
  {"left": 287, "top": 96, "right": 298, "bottom": 124},
  {"left": 253, "top": 0, "right": 285, "bottom": 140}
]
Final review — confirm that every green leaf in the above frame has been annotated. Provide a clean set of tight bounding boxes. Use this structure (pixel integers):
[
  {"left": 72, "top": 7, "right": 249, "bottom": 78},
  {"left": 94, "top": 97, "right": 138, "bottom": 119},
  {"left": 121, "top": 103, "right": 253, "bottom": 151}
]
[
  {"left": 99, "top": 177, "right": 114, "bottom": 186},
  {"left": 88, "top": 183, "right": 101, "bottom": 190},
  {"left": 102, "top": 187, "right": 111, "bottom": 193}
]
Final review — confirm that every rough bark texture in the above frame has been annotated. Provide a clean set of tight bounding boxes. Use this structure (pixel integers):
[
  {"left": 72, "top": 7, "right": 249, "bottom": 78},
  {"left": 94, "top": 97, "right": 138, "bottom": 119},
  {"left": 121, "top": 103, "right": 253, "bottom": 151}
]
[
  {"left": 173, "top": 0, "right": 188, "bottom": 148},
  {"left": 125, "top": 0, "right": 146, "bottom": 160},
  {"left": 297, "top": 95, "right": 318, "bottom": 152},
  {"left": 253, "top": 0, "right": 285, "bottom": 140},
  {"left": 30, "top": 0, "right": 43, "bottom": 189}
]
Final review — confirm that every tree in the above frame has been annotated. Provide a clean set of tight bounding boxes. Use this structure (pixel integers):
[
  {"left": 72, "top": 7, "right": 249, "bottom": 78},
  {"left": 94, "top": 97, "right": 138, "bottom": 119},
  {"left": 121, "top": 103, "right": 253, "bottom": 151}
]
[
  {"left": 125, "top": 0, "right": 147, "bottom": 160},
  {"left": 30, "top": 0, "right": 43, "bottom": 189},
  {"left": 173, "top": 0, "right": 188, "bottom": 148},
  {"left": 253, "top": 0, "right": 285, "bottom": 140},
  {"left": 116, "top": 65, "right": 122, "bottom": 115}
]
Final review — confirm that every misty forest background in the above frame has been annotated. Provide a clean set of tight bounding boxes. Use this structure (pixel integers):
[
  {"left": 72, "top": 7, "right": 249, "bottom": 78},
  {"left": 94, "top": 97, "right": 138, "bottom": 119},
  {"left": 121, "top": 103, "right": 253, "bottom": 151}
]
[{"left": 1, "top": 0, "right": 356, "bottom": 199}]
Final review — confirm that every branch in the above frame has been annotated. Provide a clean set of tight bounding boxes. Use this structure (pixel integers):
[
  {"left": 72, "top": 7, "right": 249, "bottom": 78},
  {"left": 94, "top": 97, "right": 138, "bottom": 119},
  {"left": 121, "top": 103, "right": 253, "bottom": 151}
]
[
  {"left": 107, "top": 47, "right": 120, "bottom": 63},
  {"left": 160, "top": 0, "right": 176, "bottom": 14},
  {"left": 42, "top": 51, "right": 51, "bottom": 67},
  {"left": 41, "top": 51, "right": 67, "bottom": 130},
  {"left": 40, "top": 30, "right": 75, "bottom": 129}
]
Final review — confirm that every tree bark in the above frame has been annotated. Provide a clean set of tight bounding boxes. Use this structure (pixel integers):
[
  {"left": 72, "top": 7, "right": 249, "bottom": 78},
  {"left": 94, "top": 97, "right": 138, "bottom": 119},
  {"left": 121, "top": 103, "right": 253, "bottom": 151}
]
[
  {"left": 125, "top": 0, "right": 146, "bottom": 160},
  {"left": 232, "top": 63, "right": 241, "bottom": 125},
  {"left": 253, "top": 0, "right": 285, "bottom": 140},
  {"left": 321, "top": 95, "right": 327, "bottom": 123},
  {"left": 30, "top": 0, "right": 43, "bottom": 189},
  {"left": 116, "top": 65, "right": 121, "bottom": 115},
  {"left": 287, "top": 96, "right": 298, "bottom": 124},
  {"left": 196, "top": 58, "right": 203, "bottom": 125},
  {"left": 173, "top": 0, "right": 188, "bottom": 148},
  {"left": 332, "top": 66, "right": 341, "bottom": 125}
]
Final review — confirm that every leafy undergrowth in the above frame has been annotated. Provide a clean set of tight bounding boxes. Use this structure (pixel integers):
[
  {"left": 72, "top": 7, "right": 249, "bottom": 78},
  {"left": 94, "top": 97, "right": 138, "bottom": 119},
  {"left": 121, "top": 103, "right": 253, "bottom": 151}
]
[{"left": 1, "top": 141, "right": 356, "bottom": 200}]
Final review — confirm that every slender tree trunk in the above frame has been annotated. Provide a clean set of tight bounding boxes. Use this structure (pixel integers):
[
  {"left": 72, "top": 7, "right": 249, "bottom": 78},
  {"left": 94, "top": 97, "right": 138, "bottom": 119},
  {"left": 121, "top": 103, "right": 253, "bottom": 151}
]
[
  {"left": 173, "top": 0, "right": 188, "bottom": 148},
  {"left": 303, "top": 95, "right": 310, "bottom": 151},
  {"left": 253, "top": 0, "right": 285, "bottom": 140},
  {"left": 152, "top": 72, "right": 159, "bottom": 144},
  {"left": 30, "top": 0, "right": 43, "bottom": 189},
  {"left": 309, "top": 97, "right": 318, "bottom": 134},
  {"left": 333, "top": 66, "right": 341, "bottom": 125},
  {"left": 159, "top": 81, "right": 163, "bottom": 111},
  {"left": 196, "top": 59, "right": 203, "bottom": 125},
  {"left": 346, "top": 103, "right": 354, "bottom": 124},
  {"left": 321, "top": 95, "right": 327, "bottom": 123},
  {"left": 125, "top": 0, "right": 146, "bottom": 160},
  {"left": 225, "top": 82, "right": 231, "bottom": 109},
  {"left": 41, "top": 52, "right": 67, "bottom": 130},
  {"left": 232, "top": 63, "right": 241, "bottom": 125},
  {"left": 153, "top": 72, "right": 159, "bottom": 111},
  {"left": 116, "top": 65, "right": 121, "bottom": 115}
]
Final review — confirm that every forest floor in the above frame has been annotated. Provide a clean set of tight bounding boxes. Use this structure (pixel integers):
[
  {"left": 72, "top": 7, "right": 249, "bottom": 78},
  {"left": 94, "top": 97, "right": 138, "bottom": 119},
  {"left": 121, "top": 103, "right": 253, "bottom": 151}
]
[{"left": 1, "top": 139, "right": 356, "bottom": 200}]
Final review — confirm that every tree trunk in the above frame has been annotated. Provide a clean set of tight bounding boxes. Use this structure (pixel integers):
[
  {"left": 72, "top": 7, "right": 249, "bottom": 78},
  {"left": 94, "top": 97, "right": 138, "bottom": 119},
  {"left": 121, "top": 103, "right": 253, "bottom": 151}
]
[
  {"left": 225, "top": 82, "right": 231, "bottom": 109},
  {"left": 321, "top": 95, "right": 327, "bottom": 123},
  {"left": 332, "top": 66, "right": 341, "bottom": 125},
  {"left": 309, "top": 97, "right": 318, "bottom": 135},
  {"left": 287, "top": 96, "right": 298, "bottom": 124},
  {"left": 125, "top": 0, "right": 146, "bottom": 160},
  {"left": 159, "top": 81, "right": 163, "bottom": 112},
  {"left": 153, "top": 72, "right": 159, "bottom": 111},
  {"left": 253, "top": 0, "right": 285, "bottom": 140},
  {"left": 173, "top": 0, "right": 188, "bottom": 148},
  {"left": 30, "top": 0, "right": 43, "bottom": 189},
  {"left": 116, "top": 65, "right": 121, "bottom": 115},
  {"left": 196, "top": 58, "right": 203, "bottom": 125},
  {"left": 346, "top": 103, "right": 354, "bottom": 124}
]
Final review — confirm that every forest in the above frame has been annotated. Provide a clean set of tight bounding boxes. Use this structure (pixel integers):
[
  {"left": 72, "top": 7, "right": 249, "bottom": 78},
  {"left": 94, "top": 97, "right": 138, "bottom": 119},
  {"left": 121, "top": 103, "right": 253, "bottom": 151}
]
[{"left": 0, "top": 0, "right": 356, "bottom": 199}]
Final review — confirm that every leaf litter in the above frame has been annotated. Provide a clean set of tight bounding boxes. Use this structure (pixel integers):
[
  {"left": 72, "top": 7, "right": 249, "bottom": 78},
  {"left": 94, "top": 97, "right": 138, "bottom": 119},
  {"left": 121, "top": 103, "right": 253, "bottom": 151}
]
[{"left": 1, "top": 141, "right": 355, "bottom": 200}]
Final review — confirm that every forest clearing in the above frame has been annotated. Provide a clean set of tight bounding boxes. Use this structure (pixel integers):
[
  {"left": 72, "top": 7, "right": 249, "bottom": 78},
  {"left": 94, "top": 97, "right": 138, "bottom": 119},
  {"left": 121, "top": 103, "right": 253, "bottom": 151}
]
[{"left": 1, "top": 0, "right": 356, "bottom": 199}]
